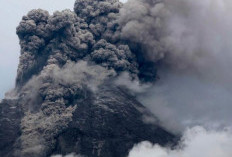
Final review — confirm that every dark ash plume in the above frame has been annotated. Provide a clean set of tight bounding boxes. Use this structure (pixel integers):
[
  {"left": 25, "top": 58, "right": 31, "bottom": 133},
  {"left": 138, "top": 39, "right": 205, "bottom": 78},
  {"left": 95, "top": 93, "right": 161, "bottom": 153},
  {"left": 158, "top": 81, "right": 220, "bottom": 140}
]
[
  {"left": 117, "top": 0, "right": 166, "bottom": 61},
  {"left": 116, "top": 1, "right": 232, "bottom": 156},
  {"left": 0, "top": 0, "right": 177, "bottom": 157}
]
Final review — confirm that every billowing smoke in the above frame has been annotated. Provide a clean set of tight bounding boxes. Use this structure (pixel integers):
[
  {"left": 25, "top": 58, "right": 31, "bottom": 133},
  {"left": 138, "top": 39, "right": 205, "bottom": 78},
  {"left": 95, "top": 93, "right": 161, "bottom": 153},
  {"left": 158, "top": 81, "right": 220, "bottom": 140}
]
[
  {"left": 7, "top": 1, "right": 142, "bottom": 156},
  {"left": 118, "top": 0, "right": 232, "bottom": 156},
  {"left": 128, "top": 126, "right": 232, "bottom": 157},
  {"left": 3, "top": 0, "right": 167, "bottom": 156},
  {"left": 118, "top": 0, "right": 166, "bottom": 61},
  {"left": 1, "top": 0, "right": 232, "bottom": 156},
  {"left": 116, "top": 0, "right": 232, "bottom": 130},
  {"left": 119, "top": 0, "right": 232, "bottom": 77},
  {"left": 15, "top": 4, "right": 138, "bottom": 87}
]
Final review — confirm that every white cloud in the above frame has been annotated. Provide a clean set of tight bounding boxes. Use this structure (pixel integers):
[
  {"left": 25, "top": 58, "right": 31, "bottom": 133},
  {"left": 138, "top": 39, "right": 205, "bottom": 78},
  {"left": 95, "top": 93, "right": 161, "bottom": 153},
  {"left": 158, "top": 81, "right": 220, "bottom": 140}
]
[
  {"left": 120, "top": 0, "right": 128, "bottom": 3},
  {"left": 128, "top": 126, "right": 232, "bottom": 157},
  {"left": 51, "top": 153, "right": 83, "bottom": 157}
]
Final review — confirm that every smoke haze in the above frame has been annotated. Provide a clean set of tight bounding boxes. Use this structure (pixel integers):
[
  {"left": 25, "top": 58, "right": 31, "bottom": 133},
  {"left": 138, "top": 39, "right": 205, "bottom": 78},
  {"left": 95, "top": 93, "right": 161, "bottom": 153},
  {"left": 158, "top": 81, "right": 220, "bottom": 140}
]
[
  {"left": 112, "top": 0, "right": 232, "bottom": 133},
  {"left": 121, "top": 0, "right": 232, "bottom": 155},
  {"left": 1, "top": 0, "right": 232, "bottom": 156}
]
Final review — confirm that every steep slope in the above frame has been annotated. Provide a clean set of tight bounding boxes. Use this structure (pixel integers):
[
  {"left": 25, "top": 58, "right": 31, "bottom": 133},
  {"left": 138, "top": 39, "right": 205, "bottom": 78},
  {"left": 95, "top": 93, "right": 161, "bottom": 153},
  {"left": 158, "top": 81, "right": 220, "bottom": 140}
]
[
  {"left": 51, "top": 85, "right": 175, "bottom": 157},
  {"left": 0, "top": 99, "right": 23, "bottom": 157},
  {"left": 0, "top": 84, "right": 175, "bottom": 157}
]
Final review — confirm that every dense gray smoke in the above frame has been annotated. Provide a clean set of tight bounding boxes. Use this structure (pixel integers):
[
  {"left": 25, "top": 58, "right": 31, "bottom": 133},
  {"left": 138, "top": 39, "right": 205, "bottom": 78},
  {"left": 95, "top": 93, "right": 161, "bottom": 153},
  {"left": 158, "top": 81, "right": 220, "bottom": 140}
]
[
  {"left": 117, "top": 0, "right": 232, "bottom": 156},
  {"left": 118, "top": 0, "right": 232, "bottom": 80},
  {"left": 2, "top": 0, "right": 232, "bottom": 156},
  {"left": 11, "top": 0, "right": 141, "bottom": 156},
  {"left": 118, "top": 0, "right": 166, "bottom": 61},
  {"left": 7, "top": 0, "right": 157, "bottom": 156},
  {"left": 121, "top": 0, "right": 232, "bottom": 132},
  {"left": 15, "top": 2, "right": 138, "bottom": 87}
]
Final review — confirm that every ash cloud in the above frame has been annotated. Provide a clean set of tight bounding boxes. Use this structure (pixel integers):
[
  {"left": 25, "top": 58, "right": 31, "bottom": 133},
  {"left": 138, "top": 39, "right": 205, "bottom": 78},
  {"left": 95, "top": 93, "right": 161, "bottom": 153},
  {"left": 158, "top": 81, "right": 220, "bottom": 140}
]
[
  {"left": 15, "top": 1, "right": 139, "bottom": 87},
  {"left": 118, "top": 0, "right": 166, "bottom": 61},
  {"left": 118, "top": 0, "right": 232, "bottom": 156},
  {"left": 118, "top": 0, "right": 232, "bottom": 81},
  {"left": 117, "top": 0, "right": 232, "bottom": 131},
  {"left": 2, "top": 0, "right": 232, "bottom": 156},
  {"left": 9, "top": 1, "right": 143, "bottom": 156}
]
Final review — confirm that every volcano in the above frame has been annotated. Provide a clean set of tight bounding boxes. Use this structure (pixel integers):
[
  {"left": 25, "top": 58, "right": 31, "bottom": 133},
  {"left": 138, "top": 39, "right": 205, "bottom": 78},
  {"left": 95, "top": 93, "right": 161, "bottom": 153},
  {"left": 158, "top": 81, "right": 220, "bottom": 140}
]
[{"left": 0, "top": 0, "right": 176, "bottom": 156}]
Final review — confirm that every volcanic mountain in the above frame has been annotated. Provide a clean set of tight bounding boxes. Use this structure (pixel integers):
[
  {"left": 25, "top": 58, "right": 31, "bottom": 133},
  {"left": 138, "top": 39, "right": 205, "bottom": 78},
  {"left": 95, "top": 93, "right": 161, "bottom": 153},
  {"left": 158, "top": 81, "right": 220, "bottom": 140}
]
[{"left": 0, "top": 0, "right": 176, "bottom": 157}]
